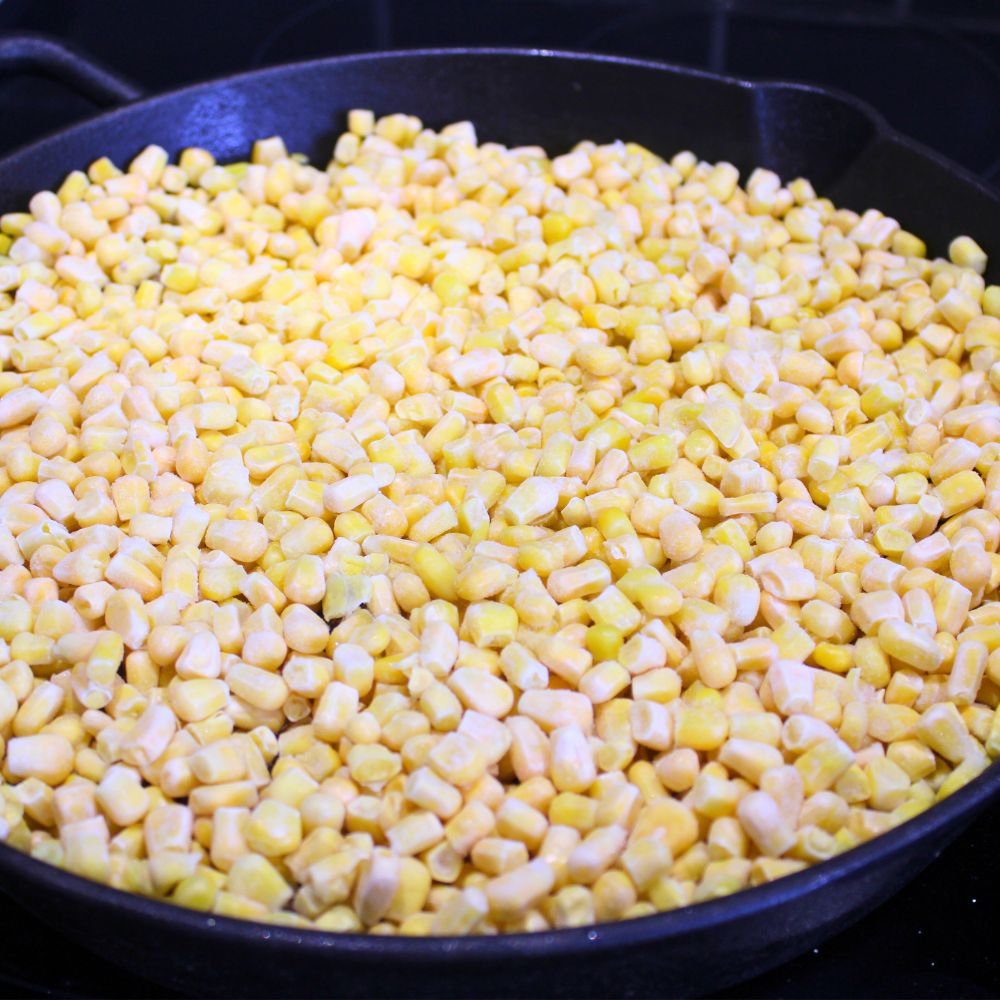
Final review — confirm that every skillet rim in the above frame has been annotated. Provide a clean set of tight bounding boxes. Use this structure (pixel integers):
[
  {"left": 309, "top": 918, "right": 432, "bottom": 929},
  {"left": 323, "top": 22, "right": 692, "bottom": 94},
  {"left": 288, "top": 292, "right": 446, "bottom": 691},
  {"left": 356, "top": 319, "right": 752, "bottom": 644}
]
[
  {"left": 0, "top": 45, "right": 997, "bottom": 211},
  {"left": 0, "top": 45, "right": 997, "bottom": 961},
  {"left": 0, "top": 751, "right": 995, "bottom": 959}
]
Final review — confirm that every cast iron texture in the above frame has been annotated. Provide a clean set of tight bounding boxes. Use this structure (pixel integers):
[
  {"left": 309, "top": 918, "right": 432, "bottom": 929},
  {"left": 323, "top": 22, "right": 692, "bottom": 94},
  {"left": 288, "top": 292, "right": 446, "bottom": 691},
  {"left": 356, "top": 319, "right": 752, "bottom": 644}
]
[
  {"left": 0, "top": 45, "right": 997, "bottom": 998},
  {"left": 0, "top": 31, "right": 140, "bottom": 107}
]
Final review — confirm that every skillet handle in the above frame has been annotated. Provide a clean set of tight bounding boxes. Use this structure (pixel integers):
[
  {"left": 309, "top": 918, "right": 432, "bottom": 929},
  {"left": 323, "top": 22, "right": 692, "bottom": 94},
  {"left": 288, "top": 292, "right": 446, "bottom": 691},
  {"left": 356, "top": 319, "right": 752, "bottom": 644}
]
[{"left": 0, "top": 33, "right": 143, "bottom": 107}]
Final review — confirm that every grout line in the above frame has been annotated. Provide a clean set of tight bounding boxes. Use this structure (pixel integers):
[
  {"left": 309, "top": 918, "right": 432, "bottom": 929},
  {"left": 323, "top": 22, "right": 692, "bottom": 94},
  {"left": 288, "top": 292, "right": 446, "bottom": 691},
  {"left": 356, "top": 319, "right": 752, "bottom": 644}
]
[
  {"left": 374, "top": 0, "right": 392, "bottom": 49},
  {"left": 709, "top": 0, "right": 730, "bottom": 72}
]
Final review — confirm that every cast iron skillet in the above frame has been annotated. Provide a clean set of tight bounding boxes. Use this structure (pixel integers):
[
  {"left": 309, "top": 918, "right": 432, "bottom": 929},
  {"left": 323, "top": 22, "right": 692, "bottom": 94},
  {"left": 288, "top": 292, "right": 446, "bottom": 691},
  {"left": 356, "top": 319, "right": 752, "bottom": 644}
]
[{"left": 0, "top": 38, "right": 997, "bottom": 999}]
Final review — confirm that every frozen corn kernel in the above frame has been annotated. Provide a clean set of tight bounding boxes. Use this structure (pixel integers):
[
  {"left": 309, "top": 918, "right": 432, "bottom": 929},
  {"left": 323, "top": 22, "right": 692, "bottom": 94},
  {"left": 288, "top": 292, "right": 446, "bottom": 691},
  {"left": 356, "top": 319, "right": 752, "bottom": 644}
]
[
  {"left": 878, "top": 619, "right": 943, "bottom": 673},
  {"left": 949, "top": 236, "right": 987, "bottom": 274},
  {"left": 486, "top": 859, "right": 556, "bottom": 919},
  {"left": 7, "top": 734, "right": 74, "bottom": 785}
]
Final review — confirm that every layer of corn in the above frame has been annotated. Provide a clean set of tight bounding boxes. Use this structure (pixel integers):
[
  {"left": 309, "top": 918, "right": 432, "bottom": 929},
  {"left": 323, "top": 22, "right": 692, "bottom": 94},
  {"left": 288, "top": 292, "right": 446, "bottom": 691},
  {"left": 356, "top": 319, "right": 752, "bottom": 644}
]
[{"left": 0, "top": 109, "right": 998, "bottom": 936}]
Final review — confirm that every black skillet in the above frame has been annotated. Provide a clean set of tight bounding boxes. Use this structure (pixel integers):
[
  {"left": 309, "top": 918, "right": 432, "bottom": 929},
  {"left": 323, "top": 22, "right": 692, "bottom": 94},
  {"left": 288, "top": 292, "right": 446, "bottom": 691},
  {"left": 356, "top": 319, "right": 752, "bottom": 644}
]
[{"left": 0, "top": 38, "right": 997, "bottom": 1000}]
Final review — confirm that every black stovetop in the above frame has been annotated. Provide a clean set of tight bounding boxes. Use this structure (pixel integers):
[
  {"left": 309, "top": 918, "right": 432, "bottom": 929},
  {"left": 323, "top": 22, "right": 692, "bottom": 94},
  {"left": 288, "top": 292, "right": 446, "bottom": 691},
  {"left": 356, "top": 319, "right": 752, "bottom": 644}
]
[{"left": 0, "top": 2, "right": 998, "bottom": 997}]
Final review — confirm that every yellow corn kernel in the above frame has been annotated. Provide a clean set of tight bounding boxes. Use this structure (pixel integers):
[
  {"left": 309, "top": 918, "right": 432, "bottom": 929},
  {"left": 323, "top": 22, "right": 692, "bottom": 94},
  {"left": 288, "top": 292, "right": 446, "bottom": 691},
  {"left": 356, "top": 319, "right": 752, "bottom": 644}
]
[
  {"left": 935, "top": 470, "right": 985, "bottom": 518},
  {"left": 878, "top": 619, "right": 943, "bottom": 673}
]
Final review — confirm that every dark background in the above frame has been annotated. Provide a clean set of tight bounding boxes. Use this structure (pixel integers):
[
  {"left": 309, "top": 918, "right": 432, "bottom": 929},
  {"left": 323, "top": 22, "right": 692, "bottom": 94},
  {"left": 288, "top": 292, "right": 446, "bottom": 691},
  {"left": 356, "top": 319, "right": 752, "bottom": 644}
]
[
  {"left": 1, "top": 0, "right": 999, "bottom": 184},
  {"left": 0, "top": 1, "right": 997, "bottom": 997}
]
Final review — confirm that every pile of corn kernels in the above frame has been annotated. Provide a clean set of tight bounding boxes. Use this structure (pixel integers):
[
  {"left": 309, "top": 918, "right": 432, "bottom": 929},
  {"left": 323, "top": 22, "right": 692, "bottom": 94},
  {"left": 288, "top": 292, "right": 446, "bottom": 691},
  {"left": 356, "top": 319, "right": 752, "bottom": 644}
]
[{"left": 0, "top": 109, "right": 997, "bottom": 935}]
